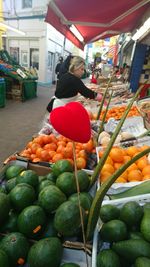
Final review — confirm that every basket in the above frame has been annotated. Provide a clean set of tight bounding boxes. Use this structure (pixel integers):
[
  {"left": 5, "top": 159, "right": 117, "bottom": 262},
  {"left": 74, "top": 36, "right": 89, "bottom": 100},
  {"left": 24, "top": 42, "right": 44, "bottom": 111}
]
[{"left": 92, "top": 193, "right": 150, "bottom": 267}]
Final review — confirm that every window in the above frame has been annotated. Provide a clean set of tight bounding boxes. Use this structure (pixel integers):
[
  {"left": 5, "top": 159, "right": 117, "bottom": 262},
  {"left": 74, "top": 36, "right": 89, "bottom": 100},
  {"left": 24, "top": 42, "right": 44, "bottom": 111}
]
[
  {"left": 30, "top": 48, "right": 39, "bottom": 70},
  {"left": 21, "top": 50, "right": 28, "bottom": 67},
  {"left": 48, "top": 52, "right": 53, "bottom": 71},
  {"left": 10, "top": 47, "right": 19, "bottom": 63},
  {"left": 22, "top": 0, "right": 32, "bottom": 9}
]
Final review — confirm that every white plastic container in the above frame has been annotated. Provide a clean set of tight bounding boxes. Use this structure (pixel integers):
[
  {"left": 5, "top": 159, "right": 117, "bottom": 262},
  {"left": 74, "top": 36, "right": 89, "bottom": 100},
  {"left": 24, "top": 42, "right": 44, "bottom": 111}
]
[{"left": 92, "top": 193, "right": 150, "bottom": 267}]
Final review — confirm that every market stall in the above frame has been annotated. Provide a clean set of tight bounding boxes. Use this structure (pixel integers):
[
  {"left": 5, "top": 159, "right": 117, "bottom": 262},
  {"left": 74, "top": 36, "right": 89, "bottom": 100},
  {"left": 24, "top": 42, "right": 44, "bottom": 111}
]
[
  {"left": 0, "top": 0, "right": 150, "bottom": 263},
  {"left": 0, "top": 50, "right": 38, "bottom": 102},
  {"left": 0, "top": 74, "right": 149, "bottom": 266}
]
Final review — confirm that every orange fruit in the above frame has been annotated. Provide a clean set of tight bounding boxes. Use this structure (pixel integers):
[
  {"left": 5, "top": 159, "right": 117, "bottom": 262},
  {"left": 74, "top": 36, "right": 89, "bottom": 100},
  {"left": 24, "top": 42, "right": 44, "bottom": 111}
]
[
  {"left": 44, "top": 143, "right": 57, "bottom": 151},
  {"left": 66, "top": 158, "right": 74, "bottom": 166},
  {"left": 100, "top": 176, "right": 109, "bottom": 183},
  {"left": 83, "top": 139, "right": 94, "bottom": 152},
  {"left": 120, "top": 170, "right": 128, "bottom": 180},
  {"left": 114, "top": 163, "right": 123, "bottom": 170},
  {"left": 32, "top": 157, "right": 40, "bottom": 163},
  {"left": 101, "top": 164, "right": 115, "bottom": 175},
  {"left": 36, "top": 147, "right": 43, "bottom": 158},
  {"left": 48, "top": 150, "right": 56, "bottom": 159},
  {"left": 26, "top": 141, "right": 33, "bottom": 148},
  {"left": 121, "top": 149, "right": 127, "bottom": 156},
  {"left": 126, "top": 146, "right": 140, "bottom": 157},
  {"left": 109, "top": 147, "right": 124, "bottom": 163},
  {"left": 42, "top": 135, "right": 52, "bottom": 145},
  {"left": 100, "top": 171, "right": 112, "bottom": 183},
  {"left": 142, "top": 165, "right": 150, "bottom": 176},
  {"left": 64, "top": 147, "right": 73, "bottom": 158},
  {"left": 33, "top": 136, "right": 44, "bottom": 146},
  {"left": 30, "top": 143, "right": 41, "bottom": 154},
  {"left": 20, "top": 149, "right": 31, "bottom": 158},
  {"left": 142, "top": 174, "right": 150, "bottom": 181},
  {"left": 127, "top": 169, "right": 142, "bottom": 182},
  {"left": 66, "top": 141, "right": 73, "bottom": 148},
  {"left": 57, "top": 141, "right": 66, "bottom": 147},
  {"left": 48, "top": 133, "right": 58, "bottom": 144},
  {"left": 30, "top": 154, "right": 37, "bottom": 160},
  {"left": 78, "top": 150, "right": 87, "bottom": 159},
  {"left": 123, "top": 155, "right": 131, "bottom": 163},
  {"left": 98, "top": 150, "right": 104, "bottom": 158},
  {"left": 75, "top": 143, "right": 83, "bottom": 150},
  {"left": 140, "top": 145, "right": 150, "bottom": 151},
  {"left": 127, "top": 163, "right": 138, "bottom": 172},
  {"left": 105, "top": 156, "right": 113, "bottom": 165},
  {"left": 76, "top": 157, "right": 87, "bottom": 169},
  {"left": 52, "top": 153, "right": 64, "bottom": 163},
  {"left": 115, "top": 177, "right": 127, "bottom": 183},
  {"left": 40, "top": 150, "right": 50, "bottom": 161},
  {"left": 137, "top": 158, "right": 148, "bottom": 170},
  {"left": 56, "top": 145, "right": 66, "bottom": 153}
]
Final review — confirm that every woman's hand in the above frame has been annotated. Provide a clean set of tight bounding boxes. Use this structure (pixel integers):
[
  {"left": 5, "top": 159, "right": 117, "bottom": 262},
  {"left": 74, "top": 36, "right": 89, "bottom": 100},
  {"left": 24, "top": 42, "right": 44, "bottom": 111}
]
[
  {"left": 95, "top": 93, "right": 103, "bottom": 101},
  {"left": 95, "top": 93, "right": 108, "bottom": 106}
]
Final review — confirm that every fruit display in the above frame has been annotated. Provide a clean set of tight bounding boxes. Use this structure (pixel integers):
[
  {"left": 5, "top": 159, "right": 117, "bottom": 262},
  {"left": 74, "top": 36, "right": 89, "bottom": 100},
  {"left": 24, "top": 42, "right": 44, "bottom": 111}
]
[
  {"left": 95, "top": 197, "right": 150, "bottom": 267},
  {"left": 97, "top": 145, "right": 150, "bottom": 184},
  {"left": 19, "top": 134, "right": 97, "bottom": 170},
  {"left": 1, "top": 62, "right": 150, "bottom": 267},
  {"left": 0, "top": 50, "right": 38, "bottom": 80},
  {"left": 100, "top": 105, "right": 140, "bottom": 121},
  {"left": 0, "top": 160, "right": 93, "bottom": 266}
]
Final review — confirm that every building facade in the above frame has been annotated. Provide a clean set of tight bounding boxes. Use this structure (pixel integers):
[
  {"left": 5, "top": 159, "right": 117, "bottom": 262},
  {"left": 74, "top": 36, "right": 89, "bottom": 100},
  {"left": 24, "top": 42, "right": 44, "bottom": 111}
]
[{"left": 2, "top": 0, "right": 83, "bottom": 85}]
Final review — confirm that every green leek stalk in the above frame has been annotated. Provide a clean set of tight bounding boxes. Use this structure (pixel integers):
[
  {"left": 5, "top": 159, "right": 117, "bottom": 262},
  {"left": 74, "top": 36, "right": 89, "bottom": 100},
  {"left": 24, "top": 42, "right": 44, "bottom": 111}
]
[
  {"left": 90, "top": 83, "right": 144, "bottom": 188},
  {"left": 96, "top": 89, "right": 113, "bottom": 143},
  {"left": 96, "top": 77, "right": 112, "bottom": 120},
  {"left": 86, "top": 147, "right": 150, "bottom": 240}
]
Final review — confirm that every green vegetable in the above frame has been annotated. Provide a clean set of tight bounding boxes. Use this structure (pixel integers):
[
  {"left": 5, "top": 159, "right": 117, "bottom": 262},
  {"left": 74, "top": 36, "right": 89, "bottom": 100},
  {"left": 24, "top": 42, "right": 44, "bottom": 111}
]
[
  {"left": 112, "top": 239, "right": 150, "bottom": 263},
  {"left": 141, "top": 205, "right": 150, "bottom": 242},
  {"left": 109, "top": 181, "right": 150, "bottom": 200}
]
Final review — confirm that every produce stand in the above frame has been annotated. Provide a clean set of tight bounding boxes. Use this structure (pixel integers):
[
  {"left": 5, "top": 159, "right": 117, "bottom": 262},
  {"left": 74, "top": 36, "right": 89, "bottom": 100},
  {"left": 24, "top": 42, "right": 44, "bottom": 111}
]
[
  {"left": 0, "top": 50, "right": 38, "bottom": 102},
  {"left": 0, "top": 64, "right": 150, "bottom": 266}
]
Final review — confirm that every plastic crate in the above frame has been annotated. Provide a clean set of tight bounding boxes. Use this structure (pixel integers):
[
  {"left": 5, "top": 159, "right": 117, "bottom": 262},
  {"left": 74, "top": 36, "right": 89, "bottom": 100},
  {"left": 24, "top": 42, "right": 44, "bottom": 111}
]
[
  {"left": 0, "top": 78, "right": 6, "bottom": 107},
  {"left": 92, "top": 193, "right": 150, "bottom": 267},
  {"left": 23, "top": 81, "right": 37, "bottom": 100},
  {"left": 96, "top": 138, "right": 150, "bottom": 194}
]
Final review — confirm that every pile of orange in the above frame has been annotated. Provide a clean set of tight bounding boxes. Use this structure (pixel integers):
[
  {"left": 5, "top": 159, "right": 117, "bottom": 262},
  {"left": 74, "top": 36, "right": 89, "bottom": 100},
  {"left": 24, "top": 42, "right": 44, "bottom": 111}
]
[
  {"left": 19, "top": 134, "right": 95, "bottom": 170},
  {"left": 98, "top": 145, "right": 150, "bottom": 183},
  {"left": 98, "top": 105, "right": 139, "bottom": 122}
]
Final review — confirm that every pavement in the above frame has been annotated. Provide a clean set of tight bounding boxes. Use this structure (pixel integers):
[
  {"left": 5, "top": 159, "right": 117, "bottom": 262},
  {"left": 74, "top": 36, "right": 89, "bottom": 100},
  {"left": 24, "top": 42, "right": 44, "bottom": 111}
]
[{"left": 0, "top": 84, "right": 55, "bottom": 166}]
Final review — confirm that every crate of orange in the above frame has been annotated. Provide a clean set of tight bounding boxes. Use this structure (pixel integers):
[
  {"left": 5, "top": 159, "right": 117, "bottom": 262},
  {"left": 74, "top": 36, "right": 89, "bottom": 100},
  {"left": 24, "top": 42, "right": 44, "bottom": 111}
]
[
  {"left": 19, "top": 133, "right": 97, "bottom": 172},
  {"left": 96, "top": 144, "right": 150, "bottom": 193}
]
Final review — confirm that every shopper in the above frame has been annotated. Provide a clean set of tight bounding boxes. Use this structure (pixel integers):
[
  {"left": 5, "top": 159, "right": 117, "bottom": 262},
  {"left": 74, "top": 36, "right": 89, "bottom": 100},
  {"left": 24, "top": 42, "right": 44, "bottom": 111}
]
[
  {"left": 55, "top": 56, "right": 63, "bottom": 81},
  {"left": 59, "top": 54, "right": 73, "bottom": 79},
  {"left": 47, "top": 56, "right": 103, "bottom": 112},
  {"left": 123, "top": 64, "right": 130, "bottom": 82}
]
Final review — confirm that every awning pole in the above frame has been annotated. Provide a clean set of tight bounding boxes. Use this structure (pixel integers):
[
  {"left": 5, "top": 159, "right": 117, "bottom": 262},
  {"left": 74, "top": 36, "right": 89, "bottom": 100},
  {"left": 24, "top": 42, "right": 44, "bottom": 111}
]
[{"left": 131, "top": 40, "right": 137, "bottom": 63}]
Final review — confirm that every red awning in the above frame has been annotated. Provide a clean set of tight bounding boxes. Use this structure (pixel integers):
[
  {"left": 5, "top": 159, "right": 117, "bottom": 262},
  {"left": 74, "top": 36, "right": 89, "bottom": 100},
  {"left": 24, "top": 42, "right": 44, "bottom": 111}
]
[{"left": 45, "top": 0, "right": 150, "bottom": 50}]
